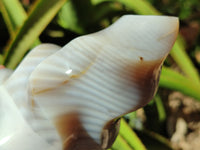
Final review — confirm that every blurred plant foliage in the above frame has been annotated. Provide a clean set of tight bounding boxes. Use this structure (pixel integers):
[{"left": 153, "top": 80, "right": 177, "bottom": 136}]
[
  {"left": 0, "top": 0, "right": 200, "bottom": 150},
  {"left": 152, "top": 0, "right": 200, "bottom": 20}
]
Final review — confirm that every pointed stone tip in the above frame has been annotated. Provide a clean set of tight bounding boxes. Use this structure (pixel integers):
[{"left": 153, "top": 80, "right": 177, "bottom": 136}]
[
  {"left": 101, "top": 15, "right": 179, "bottom": 60},
  {"left": 117, "top": 15, "right": 179, "bottom": 40}
]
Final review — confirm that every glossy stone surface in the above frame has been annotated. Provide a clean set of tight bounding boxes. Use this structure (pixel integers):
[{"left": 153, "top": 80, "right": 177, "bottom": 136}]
[{"left": 0, "top": 15, "right": 179, "bottom": 150}]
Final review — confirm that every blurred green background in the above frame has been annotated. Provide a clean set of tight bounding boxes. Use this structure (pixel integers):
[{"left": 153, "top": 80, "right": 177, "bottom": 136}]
[{"left": 0, "top": 0, "right": 200, "bottom": 149}]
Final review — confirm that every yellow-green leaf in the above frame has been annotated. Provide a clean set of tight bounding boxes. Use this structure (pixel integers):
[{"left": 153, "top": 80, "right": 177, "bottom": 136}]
[
  {"left": 0, "top": 0, "right": 27, "bottom": 37},
  {"left": 3, "top": 0, "right": 67, "bottom": 69}
]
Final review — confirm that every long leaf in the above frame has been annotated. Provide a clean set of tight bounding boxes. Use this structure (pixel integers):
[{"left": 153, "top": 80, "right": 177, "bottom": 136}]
[
  {"left": 160, "top": 67, "right": 200, "bottom": 100},
  {"left": 57, "top": 1, "right": 85, "bottom": 34},
  {"left": 137, "top": 129, "right": 173, "bottom": 150},
  {"left": 0, "top": 0, "right": 41, "bottom": 59},
  {"left": 3, "top": 0, "right": 67, "bottom": 69},
  {"left": 0, "top": 55, "right": 3, "bottom": 64},
  {"left": 119, "top": 119, "right": 147, "bottom": 150},
  {"left": 58, "top": 1, "right": 123, "bottom": 34},
  {"left": 0, "top": 0, "right": 27, "bottom": 36},
  {"left": 92, "top": 0, "right": 160, "bottom": 15},
  {"left": 170, "top": 37, "right": 200, "bottom": 82},
  {"left": 114, "top": 0, "right": 161, "bottom": 15},
  {"left": 154, "top": 95, "right": 166, "bottom": 122},
  {"left": 111, "top": 135, "right": 133, "bottom": 150}
]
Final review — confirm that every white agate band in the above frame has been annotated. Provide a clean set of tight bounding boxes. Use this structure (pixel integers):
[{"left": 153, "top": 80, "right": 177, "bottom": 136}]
[
  {"left": 0, "top": 15, "right": 179, "bottom": 150},
  {"left": 0, "top": 86, "right": 59, "bottom": 150}
]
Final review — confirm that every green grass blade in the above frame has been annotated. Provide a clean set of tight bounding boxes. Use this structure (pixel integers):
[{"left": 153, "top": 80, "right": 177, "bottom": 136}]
[
  {"left": 111, "top": 135, "right": 133, "bottom": 150},
  {"left": 154, "top": 95, "right": 166, "bottom": 122},
  {"left": 58, "top": 0, "right": 94, "bottom": 34},
  {"left": 92, "top": 0, "right": 160, "bottom": 15},
  {"left": 0, "top": 55, "right": 3, "bottom": 65},
  {"left": 160, "top": 67, "right": 200, "bottom": 100},
  {"left": 110, "top": 119, "right": 147, "bottom": 150},
  {"left": 115, "top": 0, "right": 161, "bottom": 15},
  {"left": 57, "top": 1, "right": 85, "bottom": 34},
  {"left": 93, "top": 2, "right": 123, "bottom": 23},
  {"left": 0, "top": 0, "right": 41, "bottom": 56},
  {"left": 139, "top": 129, "right": 173, "bottom": 150},
  {"left": 0, "top": 0, "right": 27, "bottom": 36},
  {"left": 58, "top": 0, "right": 123, "bottom": 34},
  {"left": 3, "top": 0, "right": 67, "bottom": 69},
  {"left": 170, "top": 38, "right": 200, "bottom": 82},
  {"left": 119, "top": 119, "right": 147, "bottom": 150}
]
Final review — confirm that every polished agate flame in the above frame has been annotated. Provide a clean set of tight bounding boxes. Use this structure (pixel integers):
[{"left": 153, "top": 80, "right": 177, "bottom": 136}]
[{"left": 0, "top": 15, "right": 179, "bottom": 150}]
